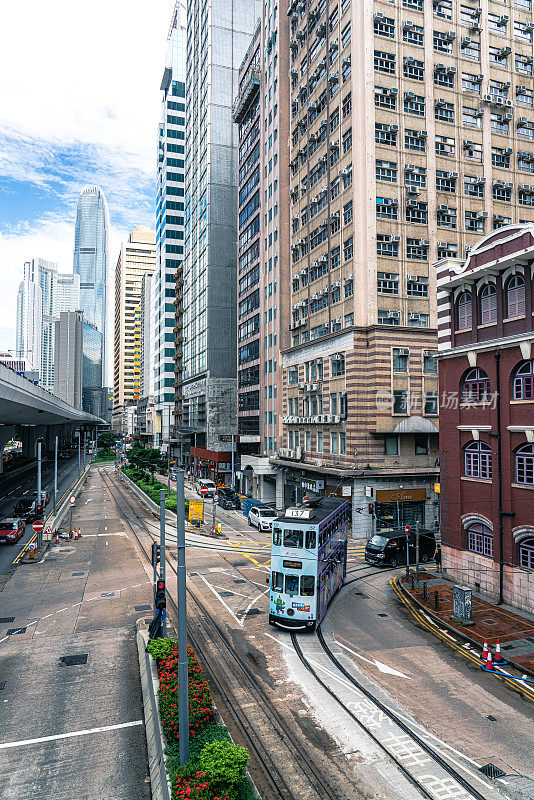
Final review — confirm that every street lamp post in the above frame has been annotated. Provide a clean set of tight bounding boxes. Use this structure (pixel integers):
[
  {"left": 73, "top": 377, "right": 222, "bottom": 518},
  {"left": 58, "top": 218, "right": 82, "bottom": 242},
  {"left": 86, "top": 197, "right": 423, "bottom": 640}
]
[
  {"left": 53, "top": 435, "right": 58, "bottom": 515},
  {"left": 159, "top": 488, "right": 166, "bottom": 637},
  {"left": 176, "top": 471, "right": 189, "bottom": 764}
]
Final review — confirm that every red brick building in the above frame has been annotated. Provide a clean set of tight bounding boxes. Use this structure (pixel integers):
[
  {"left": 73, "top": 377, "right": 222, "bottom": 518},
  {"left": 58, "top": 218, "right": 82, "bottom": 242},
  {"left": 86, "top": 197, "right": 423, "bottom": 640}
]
[{"left": 437, "top": 224, "right": 534, "bottom": 614}]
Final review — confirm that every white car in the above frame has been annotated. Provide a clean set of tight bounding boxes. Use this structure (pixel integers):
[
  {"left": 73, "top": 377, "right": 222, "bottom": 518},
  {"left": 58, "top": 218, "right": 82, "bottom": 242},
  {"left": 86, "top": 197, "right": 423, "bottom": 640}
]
[
  {"left": 248, "top": 506, "right": 278, "bottom": 532},
  {"left": 196, "top": 479, "right": 217, "bottom": 498}
]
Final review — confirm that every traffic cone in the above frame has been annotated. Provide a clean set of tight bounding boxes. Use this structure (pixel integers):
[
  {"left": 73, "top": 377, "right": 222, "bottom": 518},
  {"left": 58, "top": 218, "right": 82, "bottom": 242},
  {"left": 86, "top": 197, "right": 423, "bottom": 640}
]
[
  {"left": 482, "top": 638, "right": 489, "bottom": 661},
  {"left": 494, "top": 639, "right": 505, "bottom": 663},
  {"left": 78, "top": 527, "right": 82, "bottom": 539},
  {"left": 484, "top": 650, "right": 495, "bottom": 671},
  {"left": 55, "top": 531, "right": 60, "bottom": 544}
]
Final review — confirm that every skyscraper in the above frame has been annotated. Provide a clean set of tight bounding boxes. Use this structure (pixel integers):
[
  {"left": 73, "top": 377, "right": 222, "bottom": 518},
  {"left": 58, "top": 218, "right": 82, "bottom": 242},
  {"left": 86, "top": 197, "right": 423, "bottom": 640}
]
[
  {"left": 156, "top": 2, "right": 186, "bottom": 453},
  {"left": 112, "top": 226, "right": 156, "bottom": 433},
  {"left": 54, "top": 310, "right": 84, "bottom": 409},
  {"left": 73, "top": 185, "right": 109, "bottom": 381},
  {"left": 182, "top": 0, "right": 260, "bottom": 481}
]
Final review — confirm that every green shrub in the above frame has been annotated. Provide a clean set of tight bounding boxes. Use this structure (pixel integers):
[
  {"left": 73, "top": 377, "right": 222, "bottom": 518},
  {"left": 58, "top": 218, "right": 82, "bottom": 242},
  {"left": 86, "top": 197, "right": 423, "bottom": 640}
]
[
  {"left": 147, "top": 637, "right": 177, "bottom": 661},
  {"left": 199, "top": 740, "right": 249, "bottom": 800}
]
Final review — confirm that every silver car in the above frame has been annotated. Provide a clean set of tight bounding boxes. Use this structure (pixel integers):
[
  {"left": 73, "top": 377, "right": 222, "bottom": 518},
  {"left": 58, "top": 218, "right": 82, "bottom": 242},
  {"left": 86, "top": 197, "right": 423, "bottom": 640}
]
[{"left": 248, "top": 506, "right": 278, "bottom": 532}]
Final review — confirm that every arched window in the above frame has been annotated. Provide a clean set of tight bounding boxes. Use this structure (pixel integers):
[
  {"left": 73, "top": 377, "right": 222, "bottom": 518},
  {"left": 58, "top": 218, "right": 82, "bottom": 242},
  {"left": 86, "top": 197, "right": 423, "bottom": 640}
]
[
  {"left": 467, "top": 522, "right": 493, "bottom": 556},
  {"left": 506, "top": 274, "right": 525, "bottom": 318},
  {"left": 462, "top": 368, "right": 490, "bottom": 403},
  {"left": 457, "top": 291, "right": 472, "bottom": 329},
  {"left": 519, "top": 537, "right": 534, "bottom": 570},
  {"left": 464, "top": 440, "right": 492, "bottom": 479},
  {"left": 516, "top": 443, "right": 534, "bottom": 485},
  {"left": 480, "top": 284, "right": 497, "bottom": 325},
  {"left": 513, "top": 360, "right": 534, "bottom": 400}
]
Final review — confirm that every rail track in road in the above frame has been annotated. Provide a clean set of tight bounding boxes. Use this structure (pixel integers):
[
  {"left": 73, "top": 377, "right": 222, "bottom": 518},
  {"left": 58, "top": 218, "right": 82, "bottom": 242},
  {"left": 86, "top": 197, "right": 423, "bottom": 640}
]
[{"left": 99, "top": 468, "right": 349, "bottom": 800}]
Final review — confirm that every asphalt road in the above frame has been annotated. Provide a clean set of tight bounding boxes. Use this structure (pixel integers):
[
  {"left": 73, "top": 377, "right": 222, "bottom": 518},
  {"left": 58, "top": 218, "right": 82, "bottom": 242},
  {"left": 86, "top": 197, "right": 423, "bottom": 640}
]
[{"left": 0, "top": 455, "right": 81, "bottom": 574}]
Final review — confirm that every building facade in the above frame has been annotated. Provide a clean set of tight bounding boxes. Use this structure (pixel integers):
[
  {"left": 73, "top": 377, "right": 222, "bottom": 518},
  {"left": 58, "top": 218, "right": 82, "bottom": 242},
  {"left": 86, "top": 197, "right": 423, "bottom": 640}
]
[
  {"left": 274, "top": 0, "right": 534, "bottom": 531},
  {"left": 82, "top": 319, "right": 104, "bottom": 417},
  {"left": 112, "top": 226, "right": 156, "bottom": 433},
  {"left": 182, "top": 0, "right": 260, "bottom": 482},
  {"left": 73, "top": 185, "right": 109, "bottom": 382},
  {"left": 438, "top": 224, "right": 534, "bottom": 613},
  {"left": 54, "top": 310, "right": 84, "bottom": 409},
  {"left": 156, "top": 2, "right": 186, "bottom": 453}
]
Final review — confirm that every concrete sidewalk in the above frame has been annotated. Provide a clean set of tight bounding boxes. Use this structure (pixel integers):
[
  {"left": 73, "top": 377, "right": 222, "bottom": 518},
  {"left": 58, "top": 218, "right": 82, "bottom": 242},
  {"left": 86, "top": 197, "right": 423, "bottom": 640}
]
[{"left": 400, "top": 569, "right": 534, "bottom": 673}]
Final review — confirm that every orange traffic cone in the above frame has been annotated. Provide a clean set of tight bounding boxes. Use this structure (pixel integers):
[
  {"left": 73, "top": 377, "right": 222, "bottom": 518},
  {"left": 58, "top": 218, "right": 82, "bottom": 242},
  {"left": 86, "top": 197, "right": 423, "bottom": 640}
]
[
  {"left": 78, "top": 528, "right": 82, "bottom": 539},
  {"left": 55, "top": 531, "right": 60, "bottom": 544},
  {"left": 494, "top": 639, "right": 504, "bottom": 663},
  {"left": 482, "top": 638, "right": 489, "bottom": 661},
  {"left": 484, "top": 650, "right": 495, "bottom": 671}
]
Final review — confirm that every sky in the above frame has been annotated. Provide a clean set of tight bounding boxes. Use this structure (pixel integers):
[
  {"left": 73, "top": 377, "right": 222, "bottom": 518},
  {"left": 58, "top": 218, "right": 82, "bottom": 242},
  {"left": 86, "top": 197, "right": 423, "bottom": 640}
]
[{"left": 0, "top": 0, "right": 176, "bottom": 367}]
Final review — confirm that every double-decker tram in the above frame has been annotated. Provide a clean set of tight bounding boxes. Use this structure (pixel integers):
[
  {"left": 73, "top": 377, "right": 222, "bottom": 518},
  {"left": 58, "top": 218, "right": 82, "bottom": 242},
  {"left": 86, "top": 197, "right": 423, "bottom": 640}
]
[{"left": 269, "top": 497, "right": 351, "bottom": 631}]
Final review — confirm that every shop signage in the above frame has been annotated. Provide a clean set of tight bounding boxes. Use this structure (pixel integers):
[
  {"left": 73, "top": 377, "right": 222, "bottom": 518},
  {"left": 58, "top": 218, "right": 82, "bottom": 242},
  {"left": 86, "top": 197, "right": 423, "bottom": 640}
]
[
  {"left": 342, "top": 486, "right": 352, "bottom": 496},
  {"left": 189, "top": 499, "right": 203, "bottom": 523},
  {"left": 375, "top": 488, "right": 426, "bottom": 503},
  {"left": 301, "top": 479, "right": 324, "bottom": 492},
  {"left": 434, "top": 482, "right": 440, "bottom": 494}
]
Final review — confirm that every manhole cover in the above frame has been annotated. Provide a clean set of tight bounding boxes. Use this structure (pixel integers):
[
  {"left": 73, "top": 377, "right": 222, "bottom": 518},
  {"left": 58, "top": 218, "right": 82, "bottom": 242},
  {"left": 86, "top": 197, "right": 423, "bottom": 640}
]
[
  {"left": 101, "top": 592, "right": 115, "bottom": 597},
  {"left": 378, "top": 613, "right": 388, "bottom": 617},
  {"left": 486, "top": 715, "right": 497, "bottom": 721},
  {"left": 220, "top": 591, "right": 234, "bottom": 597},
  {"left": 72, "top": 572, "right": 85, "bottom": 577},
  {"left": 60, "top": 654, "right": 88, "bottom": 666},
  {"left": 483, "top": 619, "right": 498, "bottom": 625},
  {"left": 233, "top": 561, "right": 247, "bottom": 567},
  {"left": 135, "top": 604, "right": 151, "bottom": 612},
  {"left": 234, "top": 579, "right": 246, "bottom": 584},
  {"left": 7, "top": 627, "right": 26, "bottom": 635},
  {"left": 246, "top": 608, "right": 262, "bottom": 616},
  {"left": 189, "top": 572, "right": 198, "bottom": 577},
  {"left": 479, "top": 764, "right": 506, "bottom": 779},
  {"left": 0, "top": 618, "right": 15, "bottom": 624}
]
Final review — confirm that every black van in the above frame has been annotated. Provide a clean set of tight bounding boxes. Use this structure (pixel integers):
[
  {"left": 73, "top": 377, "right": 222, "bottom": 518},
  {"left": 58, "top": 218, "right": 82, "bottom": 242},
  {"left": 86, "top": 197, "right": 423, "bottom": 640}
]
[
  {"left": 364, "top": 528, "right": 436, "bottom": 567},
  {"left": 217, "top": 488, "right": 241, "bottom": 510}
]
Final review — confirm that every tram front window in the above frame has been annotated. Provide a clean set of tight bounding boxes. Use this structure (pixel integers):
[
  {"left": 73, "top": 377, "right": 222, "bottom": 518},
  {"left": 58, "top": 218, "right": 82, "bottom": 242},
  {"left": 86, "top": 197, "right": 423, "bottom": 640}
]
[
  {"left": 284, "top": 529, "right": 303, "bottom": 548},
  {"left": 285, "top": 574, "right": 299, "bottom": 595},
  {"left": 272, "top": 571, "right": 283, "bottom": 591},
  {"left": 301, "top": 575, "right": 315, "bottom": 596},
  {"left": 273, "top": 526, "right": 282, "bottom": 546},
  {"left": 305, "top": 530, "right": 316, "bottom": 549}
]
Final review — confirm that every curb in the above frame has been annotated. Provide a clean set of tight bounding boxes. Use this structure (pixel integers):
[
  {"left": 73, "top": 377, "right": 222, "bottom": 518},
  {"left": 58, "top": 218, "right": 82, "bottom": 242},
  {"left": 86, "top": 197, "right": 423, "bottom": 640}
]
[
  {"left": 136, "top": 621, "right": 172, "bottom": 800},
  {"left": 394, "top": 574, "right": 534, "bottom": 681}
]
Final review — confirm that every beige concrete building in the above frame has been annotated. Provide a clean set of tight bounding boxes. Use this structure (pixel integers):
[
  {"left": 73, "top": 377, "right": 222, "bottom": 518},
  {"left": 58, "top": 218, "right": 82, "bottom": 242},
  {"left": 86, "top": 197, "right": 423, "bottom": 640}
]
[
  {"left": 275, "top": 0, "right": 534, "bottom": 533},
  {"left": 113, "top": 226, "right": 156, "bottom": 432}
]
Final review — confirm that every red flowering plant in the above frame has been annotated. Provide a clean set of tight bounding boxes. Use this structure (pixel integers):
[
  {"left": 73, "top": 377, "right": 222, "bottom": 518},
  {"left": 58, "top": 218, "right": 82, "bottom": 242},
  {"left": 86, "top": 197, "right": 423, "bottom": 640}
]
[
  {"left": 173, "top": 769, "right": 230, "bottom": 800},
  {"left": 157, "top": 643, "right": 215, "bottom": 741}
]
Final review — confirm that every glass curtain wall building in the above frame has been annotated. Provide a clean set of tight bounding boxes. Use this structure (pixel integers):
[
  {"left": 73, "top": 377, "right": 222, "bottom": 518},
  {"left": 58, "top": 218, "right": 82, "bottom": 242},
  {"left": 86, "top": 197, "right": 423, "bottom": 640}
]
[
  {"left": 182, "top": 0, "right": 260, "bottom": 480},
  {"left": 73, "top": 185, "right": 109, "bottom": 386},
  {"left": 156, "top": 2, "right": 186, "bottom": 451}
]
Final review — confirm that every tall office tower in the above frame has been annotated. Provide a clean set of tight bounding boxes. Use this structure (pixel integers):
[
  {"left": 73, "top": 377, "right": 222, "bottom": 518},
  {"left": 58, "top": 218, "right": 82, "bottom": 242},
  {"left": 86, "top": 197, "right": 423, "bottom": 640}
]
[
  {"left": 233, "top": 0, "right": 291, "bottom": 501},
  {"left": 112, "top": 226, "right": 156, "bottom": 433},
  {"left": 73, "top": 185, "right": 109, "bottom": 380},
  {"left": 140, "top": 272, "right": 154, "bottom": 400},
  {"left": 156, "top": 3, "right": 186, "bottom": 453},
  {"left": 82, "top": 319, "right": 104, "bottom": 416},
  {"left": 15, "top": 258, "right": 80, "bottom": 391},
  {"left": 183, "top": 0, "right": 260, "bottom": 482},
  {"left": 277, "top": 0, "right": 534, "bottom": 533},
  {"left": 54, "top": 310, "right": 84, "bottom": 409}
]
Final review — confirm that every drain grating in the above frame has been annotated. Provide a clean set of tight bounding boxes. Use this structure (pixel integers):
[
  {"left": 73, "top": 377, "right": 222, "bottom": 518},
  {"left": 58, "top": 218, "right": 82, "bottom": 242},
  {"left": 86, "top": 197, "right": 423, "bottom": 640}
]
[
  {"left": 233, "top": 561, "right": 247, "bottom": 567},
  {"left": 0, "top": 618, "right": 15, "bottom": 624},
  {"left": 486, "top": 715, "right": 497, "bottom": 721},
  {"left": 234, "top": 579, "right": 246, "bottom": 584},
  {"left": 60, "top": 654, "right": 88, "bottom": 666},
  {"left": 101, "top": 592, "right": 115, "bottom": 598},
  {"left": 378, "top": 613, "right": 388, "bottom": 617},
  {"left": 479, "top": 764, "right": 506, "bottom": 780},
  {"left": 220, "top": 591, "right": 234, "bottom": 597},
  {"left": 72, "top": 572, "right": 85, "bottom": 577},
  {"left": 246, "top": 608, "right": 262, "bottom": 616},
  {"left": 353, "top": 591, "right": 365, "bottom": 596},
  {"left": 135, "top": 604, "right": 151, "bottom": 612},
  {"left": 7, "top": 627, "right": 26, "bottom": 635},
  {"left": 189, "top": 572, "right": 198, "bottom": 577}
]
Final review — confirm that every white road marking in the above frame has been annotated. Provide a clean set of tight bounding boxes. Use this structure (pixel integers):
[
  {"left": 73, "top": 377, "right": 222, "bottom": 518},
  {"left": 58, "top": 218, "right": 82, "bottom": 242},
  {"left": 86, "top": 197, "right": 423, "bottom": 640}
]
[
  {"left": 336, "top": 640, "right": 410, "bottom": 679},
  {"left": 0, "top": 720, "right": 143, "bottom": 750},
  {"left": 57, "top": 608, "right": 70, "bottom": 614},
  {"left": 42, "top": 614, "right": 53, "bottom": 619},
  {"left": 212, "top": 584, "right": 251, "bottom": 599},
  {"left": 198, "top": 574, "right": 244, "bottom": 627},
  {"left": 243, "top": 588, "right": 269, "bottom": 618}
]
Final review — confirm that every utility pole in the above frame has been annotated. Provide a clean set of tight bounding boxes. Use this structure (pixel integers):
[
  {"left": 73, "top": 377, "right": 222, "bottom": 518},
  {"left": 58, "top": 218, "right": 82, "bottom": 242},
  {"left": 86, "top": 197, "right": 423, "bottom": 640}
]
[
  {"left": 405, "top": 524, "right": 411, "bottom": 581},
  {"left": 160, "top": 488, "right": 166, "bottom": 637},
  {"left": 415, "top": 520, "right": 420, "bottom": 581},
  {"left": 36, "top": 440, "right": 42, "bottom": 550},
  {"left": 53, "top": 435, "right": 58, "bottom": 515},
  {"left": 83, "top": 431, "right": 86, "bottom": 471},
  {"left": 167, "top": 409, "right": 171, "bottom": 497},
  {"left": 231, "top": 434, "right": 235, "bottom": 490},
  {"left": 78, "top": 431, "right": 81, "bottom": 474},
  {"left": 176, "top": 471, "right": 189, "bottom": 764}
]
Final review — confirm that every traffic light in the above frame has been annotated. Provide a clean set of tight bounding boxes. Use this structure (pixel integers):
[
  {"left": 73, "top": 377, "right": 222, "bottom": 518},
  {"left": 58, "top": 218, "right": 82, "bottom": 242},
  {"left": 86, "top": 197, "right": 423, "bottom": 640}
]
[
  {"left": 151, "top": 542, "right": 161, "bottom": 567},
  {"left": 155, "top": 578, "right": 166, "bottom": 610},
  {"left": 368, "top": 503, "right": 374, "bottom": 515}
]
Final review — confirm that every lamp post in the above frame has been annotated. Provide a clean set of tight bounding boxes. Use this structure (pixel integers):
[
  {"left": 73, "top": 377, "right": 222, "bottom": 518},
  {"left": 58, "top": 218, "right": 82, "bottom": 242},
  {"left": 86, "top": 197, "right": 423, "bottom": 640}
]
[
  {"left": 176, "top": 471, "right": 189, "bottom": 764},
  {"left": 53, "top": 435, "right": 58, "bottom": 515}
]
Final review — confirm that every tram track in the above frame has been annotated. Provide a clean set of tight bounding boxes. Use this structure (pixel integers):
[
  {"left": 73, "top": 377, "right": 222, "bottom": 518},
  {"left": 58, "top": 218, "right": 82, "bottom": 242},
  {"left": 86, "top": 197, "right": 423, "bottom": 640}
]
[
  {"left": 290, "top": 613, "right": 495, "bottom": 800},
  {"left": 99, "top": 468, "right": 348, "bottom": 800}
]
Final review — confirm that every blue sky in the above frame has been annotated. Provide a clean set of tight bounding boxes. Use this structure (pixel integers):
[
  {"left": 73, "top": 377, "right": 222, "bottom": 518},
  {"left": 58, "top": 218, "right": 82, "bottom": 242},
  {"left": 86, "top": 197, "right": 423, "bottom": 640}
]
[{"left": 0, "top": 0, "right": 175, "bottom": 364}]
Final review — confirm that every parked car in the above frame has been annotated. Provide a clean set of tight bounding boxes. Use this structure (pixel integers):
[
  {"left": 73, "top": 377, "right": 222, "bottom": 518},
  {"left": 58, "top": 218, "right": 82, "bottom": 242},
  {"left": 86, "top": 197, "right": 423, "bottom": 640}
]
[
  {"left": 0, "top": 518, "right": 26, "bottom": 544},
  {"left": 248, "top": 506, "right": 278, "bottom": 532},
  {"left": 217, "top": 488, "right": 241, "bottom": 510},
  {"left": 364, "top": 528, "right": 436, "bottom": 567},
  {"left": 195, "top": 479, "right": 217, "bottom": 498},
  {"left": 32, "top": 490, "right": 50, "bottom": 506},
  {"left": 14, "top": 497, "right": 35, "bottom": 518}
]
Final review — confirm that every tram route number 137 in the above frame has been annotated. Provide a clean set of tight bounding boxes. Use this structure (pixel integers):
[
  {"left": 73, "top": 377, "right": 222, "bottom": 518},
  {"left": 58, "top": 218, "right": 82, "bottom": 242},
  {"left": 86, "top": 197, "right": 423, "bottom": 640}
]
[{"left": 286, "top": 508, "right": 314, "bottom": 519}]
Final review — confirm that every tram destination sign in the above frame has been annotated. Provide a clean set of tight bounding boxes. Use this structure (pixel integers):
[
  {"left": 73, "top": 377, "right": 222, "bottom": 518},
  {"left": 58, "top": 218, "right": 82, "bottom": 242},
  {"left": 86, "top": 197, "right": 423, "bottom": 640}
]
[
  {"left": 283, "top": 560, "right": 303, "bottom": 569},
  {"left": 286, "top": 507, "right": 314, "bottom": 519}
]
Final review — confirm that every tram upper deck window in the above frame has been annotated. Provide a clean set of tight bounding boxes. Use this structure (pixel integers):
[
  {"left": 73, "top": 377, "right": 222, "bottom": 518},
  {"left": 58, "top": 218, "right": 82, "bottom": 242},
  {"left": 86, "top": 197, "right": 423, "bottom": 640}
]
[
  {"left": 301, "top": 575, "right": 315, "bottom": 596},
  {"left": 273, "top": 526, "right": 282, "bottom": 546},
  {"left": 285, "top": 574, "right": 299, "bottom": 595},
  {"left": 284, "top": 528, "right": 303, "bottom": 548},
  {"left": 305, "top": 529, "right": 317, "bottom": 549},
  {"left": 272, "top": 571, "right": 283, "bottom": 591}
]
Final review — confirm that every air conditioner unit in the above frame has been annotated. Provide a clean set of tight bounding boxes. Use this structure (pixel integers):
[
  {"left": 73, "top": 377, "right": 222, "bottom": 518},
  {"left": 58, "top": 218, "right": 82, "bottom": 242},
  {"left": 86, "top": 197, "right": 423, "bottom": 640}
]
[
  {"left": 420, "top": 239, "right": 430, "bottom": 246},
  {"left": 476, "top": 211, "right": 488, "bottom": 219},
  {"left": 407, "top": 199, "right": 419, "bottom": 207},
  {"left": 434, "top": 62, "right": 445, "bottom": 72},
  {"left": 446, "top": 30, "right": 456, "bottom": 41},
  {"left": 483, "top": 94, "right": 493, "bottom": 103},
  {"left": 406, "top": 186, "right": 420, "bottom": 195},
  {"left": 503, "top": 182, "right": 513, "bottom": 189},
  {"left": 498, "top": 46, "right": 511, "bottom": 57},
  {"left": 418, "top": 130, "right": 427, "bottom": 138},
  {"left": 518, "top": 117, "right": 528, "bottom": 125},
  {"left": 405, "top": 163, "right": 416, "bottom": 172},
  {"left": 476, "top": 177, "right": 486, "bottom": 185},
  {"left": 448, "top": 171, "right": 459, "bottom": 178},
  {"left": 332, "top": 415, "right": 341, "bottom": 423},
  {"left": 391, "top": 124, "right": 399, "bottom": 131},
  {"left": 503, "top": 113, "right": 513, "bottom": 121},
  {"left": 475, "top": 74, "right": 483, "bottom": 83},
  {"left": 463, "top": 140, "right": 474, "bottom": 148},
  {"left": 447, "top": 66, "right": 457, "bottom": 74},
  {"left": 402, "top": 20, "right": 414, "bottom": 29},
  {"left": 461, "top": 36, "right": 471, "bottom": 47},
  {"left": 504, "top": 100, "right": 513, "bottom": 108},
  {"left": 499, "top": 14, "right": 509, "bottom": 24},
  {"left": 391, "top": 235, "right": 401, "bottom": 242},
  {"left": 435, "top": 98, "right": 446, "bottom": 107},
  {"left": 374, "top": 11, "right": 384, "bottom": 20},
  {"left": 410, "top": 313, "right": 421, "bottom": 320},
  {"left": 405, "top": 91, "right": 416, "bottom": 99},
  {"left": 438, "top": 204, "right": 449, "bottom": 211},
  {"left": 470, "top": 21, "right": 481, "bottom": 30}
]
